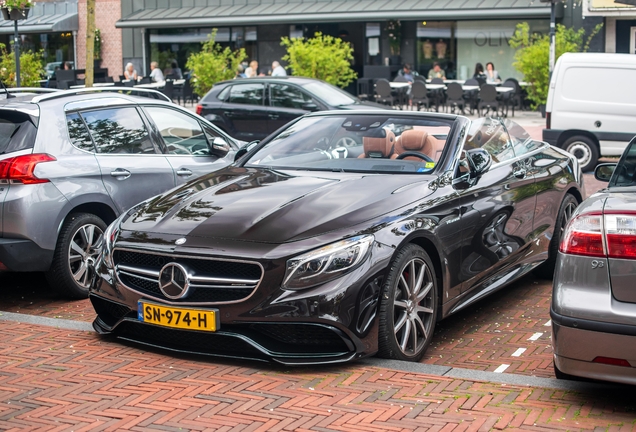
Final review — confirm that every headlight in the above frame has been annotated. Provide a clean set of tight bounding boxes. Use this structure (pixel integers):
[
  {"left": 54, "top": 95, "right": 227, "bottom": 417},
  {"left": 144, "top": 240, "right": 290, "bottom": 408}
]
[{"left": 282, "top": 235, "right": 374, "bottom": 290}]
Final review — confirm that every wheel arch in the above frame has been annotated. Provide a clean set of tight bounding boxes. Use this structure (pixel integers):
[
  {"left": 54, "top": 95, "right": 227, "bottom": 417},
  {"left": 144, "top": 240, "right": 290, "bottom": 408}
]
[
  {"left": 565, "top": 186, "right": 583, "bottom": 204},
  {"left": 405, "top": 236, "right": 445, "bottom": 319},
  {"left": 57, "top": 200, "right": 118, "bottom": 237},
  {"left": 556, "top": 130, "right": 599, "bottom": 151}
]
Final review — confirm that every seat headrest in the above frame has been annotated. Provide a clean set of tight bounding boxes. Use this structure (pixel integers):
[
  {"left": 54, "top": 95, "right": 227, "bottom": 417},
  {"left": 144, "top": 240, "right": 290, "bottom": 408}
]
[
  {"left": 396, "top": 129, "right": 432, "bottom": 155},
  {"left": 361, "top": 128, "right": 396, "bottom": 158}
]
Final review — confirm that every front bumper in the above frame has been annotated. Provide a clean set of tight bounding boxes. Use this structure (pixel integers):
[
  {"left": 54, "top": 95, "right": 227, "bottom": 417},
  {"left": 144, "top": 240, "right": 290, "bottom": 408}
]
[
  {"left": 551, "top": 309, "right": 636, "bottom": 385},
  {"left": 89, "top": 244, "right": 391, "bottom": 365},
  {"left": 0, "top": 238, "right": 54, "bottom": 272}
]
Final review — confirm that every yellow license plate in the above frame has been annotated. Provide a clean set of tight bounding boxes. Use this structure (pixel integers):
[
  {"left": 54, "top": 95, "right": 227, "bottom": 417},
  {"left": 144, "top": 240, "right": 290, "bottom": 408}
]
[{"left": 138, "top": 301, "right": 219, "bottom": 332}]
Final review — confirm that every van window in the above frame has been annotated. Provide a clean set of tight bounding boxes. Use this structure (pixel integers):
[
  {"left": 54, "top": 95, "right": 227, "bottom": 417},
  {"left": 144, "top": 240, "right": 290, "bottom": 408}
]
[
  {"left": 562, "top": 67, "right": 636, "bottom": 105},
  {"left": 0, "top": 110, "right": 37, "bottom": 155}
]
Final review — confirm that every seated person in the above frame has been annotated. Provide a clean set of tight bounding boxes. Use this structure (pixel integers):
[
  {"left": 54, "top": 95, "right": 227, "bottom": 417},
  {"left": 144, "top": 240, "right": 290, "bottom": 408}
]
[
  {"left": 397, "top": 64, "right": 418, "bottom": 83},
  {"left": 427, "top": 62, "right": 446, "bottom": 80},
  {"left": 149, "top": 61, "right": 165, "bottom": 83}
]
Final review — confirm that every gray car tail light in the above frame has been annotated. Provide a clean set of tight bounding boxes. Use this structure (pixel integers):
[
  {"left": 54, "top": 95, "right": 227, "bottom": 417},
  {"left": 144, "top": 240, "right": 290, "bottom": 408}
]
[
  {"left": 560, "top": 211, "right": 636, "bottom": 259},
  {"left": 0, "top": 153, "right": 56, "bottom": 184}
]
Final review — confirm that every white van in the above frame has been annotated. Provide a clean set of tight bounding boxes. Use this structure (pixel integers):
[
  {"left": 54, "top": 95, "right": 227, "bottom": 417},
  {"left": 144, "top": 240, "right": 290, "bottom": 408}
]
[{"left": 543, "top": 53, "right": 636, "bottom": 171}]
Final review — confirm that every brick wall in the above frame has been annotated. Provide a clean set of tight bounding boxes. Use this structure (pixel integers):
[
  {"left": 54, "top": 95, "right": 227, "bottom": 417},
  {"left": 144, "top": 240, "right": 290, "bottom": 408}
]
[{"left": 77, "top": 0, "right": 122, "bottom": 79}]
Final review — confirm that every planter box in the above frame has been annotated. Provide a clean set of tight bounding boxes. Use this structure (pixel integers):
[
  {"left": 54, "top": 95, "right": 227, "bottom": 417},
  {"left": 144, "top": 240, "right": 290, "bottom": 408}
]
[{"left": 1, "top": 7, "right": 30, "bottom": 21}]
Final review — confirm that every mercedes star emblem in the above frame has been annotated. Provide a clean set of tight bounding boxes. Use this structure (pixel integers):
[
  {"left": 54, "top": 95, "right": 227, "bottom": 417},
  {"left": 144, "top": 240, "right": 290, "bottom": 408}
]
[
  {"left": 158, "top": 263, "right": 190, "bottom": 299},
  {"left": 175, "top": 238, "right": 186, "bottom": 245}
]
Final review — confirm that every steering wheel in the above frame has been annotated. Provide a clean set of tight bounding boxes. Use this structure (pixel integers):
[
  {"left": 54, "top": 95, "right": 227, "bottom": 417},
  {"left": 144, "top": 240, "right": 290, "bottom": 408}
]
[
  {"left": 395, "top": 151, "right": 434, "bottom": 163},
  {"left": 335, "top": 136, "right": 358, "bottom": 147}
]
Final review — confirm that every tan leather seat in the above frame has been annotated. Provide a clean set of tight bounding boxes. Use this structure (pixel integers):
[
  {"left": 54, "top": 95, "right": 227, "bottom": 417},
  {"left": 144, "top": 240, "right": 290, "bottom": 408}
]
[
  {"left": 393, "top": 129, "right": 444, "bottom": 162},
  {"left": 358, "top": 129, "right": 397, "bottom": 158}
]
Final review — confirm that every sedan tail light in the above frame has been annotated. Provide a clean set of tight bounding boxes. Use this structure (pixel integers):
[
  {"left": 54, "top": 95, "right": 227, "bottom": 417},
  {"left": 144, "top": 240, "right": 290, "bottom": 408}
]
[
  {"left": 560, "top": 212, "right": 636, "bottom": 259},
  {"left": 0, "top": 154, "right": 56, "bottom": 184}
]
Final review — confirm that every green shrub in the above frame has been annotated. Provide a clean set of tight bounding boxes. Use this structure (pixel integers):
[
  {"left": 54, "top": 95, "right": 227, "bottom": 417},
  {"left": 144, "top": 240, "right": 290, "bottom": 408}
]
[
  {"left": 0, "top": 43, "right": 44, "bottom": 87},
  {"left": 185, "top": 30, "right": 246, "bottom": 96},
  {"left": 510, "top": 22, "right": 602, "bottom": 108},
  {"left": 281, "top": 32, "right": 357, "bottom": 88}
]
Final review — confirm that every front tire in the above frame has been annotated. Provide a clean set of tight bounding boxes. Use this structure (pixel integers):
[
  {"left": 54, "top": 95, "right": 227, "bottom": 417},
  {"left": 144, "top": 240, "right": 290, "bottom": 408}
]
[
  {"left": 46, "top": 213, "right": 106, "bottom": 299},
  {"left": 378, "top": 244, "right": 438, "bottom": 362},
  {"left": 562, "top": 135, "right": 599, "bottom": 173}
]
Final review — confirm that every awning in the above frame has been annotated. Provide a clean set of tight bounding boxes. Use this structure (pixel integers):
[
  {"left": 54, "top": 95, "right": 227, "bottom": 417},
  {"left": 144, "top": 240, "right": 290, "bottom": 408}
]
[
  {"left": 0, "top": 1, "right": 78, "bottom": 34},
  {"left": 116, "top": 0, "right": 550, "bottom": 29}
]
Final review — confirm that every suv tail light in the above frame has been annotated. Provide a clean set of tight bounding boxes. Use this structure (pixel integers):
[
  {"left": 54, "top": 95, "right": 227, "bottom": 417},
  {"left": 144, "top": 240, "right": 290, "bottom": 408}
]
[
  {"left": 195, "top": 104, "right": 203, "bottom": 115},
  {"left": 560, "top": 212, "right": 636, "bottom": 259},
  {"left": 0, "top": 153, "right": 56, "bottom": 184}
]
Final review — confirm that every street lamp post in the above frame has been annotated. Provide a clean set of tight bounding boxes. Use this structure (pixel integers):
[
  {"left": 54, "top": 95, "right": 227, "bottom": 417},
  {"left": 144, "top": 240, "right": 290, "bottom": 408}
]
[
  {"left": 540, "top": 0, "right": 557, "bottom": 78},
  {"left": 1, "top": 7, "right": 29, "bottom": 87}
]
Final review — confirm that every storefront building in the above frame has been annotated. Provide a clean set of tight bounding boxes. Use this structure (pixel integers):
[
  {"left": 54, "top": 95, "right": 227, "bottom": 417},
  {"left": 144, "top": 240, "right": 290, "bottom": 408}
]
[
  {"left": 583, "top": 0, "right": 636, "bottom": 53},
  {"left": 115, "top": 0, "right": 559, "bottom": 84},
  {"left": 0, "top": 0, "right": 78, "bottom": 75}
]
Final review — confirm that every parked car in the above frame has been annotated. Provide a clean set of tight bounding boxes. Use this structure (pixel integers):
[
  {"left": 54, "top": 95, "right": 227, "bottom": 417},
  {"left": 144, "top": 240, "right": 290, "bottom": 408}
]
[
  {"left": 543, "top": 53, "right": 636, "bottom": 172},
  {"left": 196, "top": 76, "right": 385, "bottom": 141},
  {"left": 552, "top": 136, "right": 636, "bottom": 385},
  {"left": 0, "top": 89, "right": 240, "bottom": 299},
  {"left": 89, "top": 111, "right": 583, "bottom": 365}
]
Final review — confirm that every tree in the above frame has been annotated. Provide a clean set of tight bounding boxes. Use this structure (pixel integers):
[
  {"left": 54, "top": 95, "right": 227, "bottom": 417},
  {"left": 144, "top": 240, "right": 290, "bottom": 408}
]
[
  {"left": 85, "top": 0, "right": 96, "bottom": 87},
  {"left": 185, "top": 30, "right": 246, "bottom": 97},
  {"left": 0, "top": 43, "right": 43, "bottom": 87},
  {"left": 509, "top": 22, "right": 602, "bottom": 108},
  {"left": 281, "top": 32, "right": 357, "bottom": 88}
]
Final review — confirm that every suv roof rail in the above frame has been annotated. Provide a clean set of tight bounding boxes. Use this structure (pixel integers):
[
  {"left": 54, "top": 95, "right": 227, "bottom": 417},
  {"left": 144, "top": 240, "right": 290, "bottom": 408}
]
[
  {"left": 7, "top": 87, "right": 58, "bottom": 94},
  {"left": 31, "top": 87, "right": 171, "bottom": 103}
]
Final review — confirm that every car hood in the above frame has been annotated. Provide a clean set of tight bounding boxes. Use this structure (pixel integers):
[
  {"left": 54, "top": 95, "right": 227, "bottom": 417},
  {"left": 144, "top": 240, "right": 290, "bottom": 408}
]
[{"left": 122, "top": 167, "right": 433, "bottom": 243}]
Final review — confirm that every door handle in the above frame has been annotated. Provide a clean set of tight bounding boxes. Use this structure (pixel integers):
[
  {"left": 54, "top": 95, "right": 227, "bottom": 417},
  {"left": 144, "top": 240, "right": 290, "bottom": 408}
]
[
  {"left": 110, "top": 169, "right": 131, "bottom": 179},
  {"left": 176, "top": 168, "right": 193, "bottom": 177}
]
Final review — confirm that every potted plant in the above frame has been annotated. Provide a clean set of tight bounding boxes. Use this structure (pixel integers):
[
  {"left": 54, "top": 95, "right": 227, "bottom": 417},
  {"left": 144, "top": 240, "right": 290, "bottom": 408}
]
[{"left": 1, "top": 0, "right": 32, "bottom": 20}]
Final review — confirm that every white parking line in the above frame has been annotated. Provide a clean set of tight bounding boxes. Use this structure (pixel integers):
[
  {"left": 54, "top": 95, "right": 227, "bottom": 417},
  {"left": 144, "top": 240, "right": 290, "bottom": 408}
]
[
  {"left": 528, "top": 332, "right": 543, "bottom": 341},
  {"left": 494, "top": 364, "right": 510, "bottom": 373},
  {"left": 544, "top": 320, "right": 552, "bottom": 327},
  {"left": 511, "top": 348, "right": 526, "bottom": 357}
]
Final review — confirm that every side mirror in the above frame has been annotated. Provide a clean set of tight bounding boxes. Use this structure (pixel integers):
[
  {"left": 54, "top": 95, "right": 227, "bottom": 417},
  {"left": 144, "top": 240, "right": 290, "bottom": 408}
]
[
  {"left": 234, "top": 140, "right": 260, "bottom": 162},
  {"left": 594, "top": 163, "right": 616, "bottom": 182},
  {"left": 466, "top": 148, "right": 492, "bottom": 177},
  {"left": 302, "top": 102, "right": 319, "bottom": 112},
  {"left": 210, "top": 136, "right": 230, "bottom": 157},
  {"left": 452, "top": 148, "right": 492, "bottom": 190}
]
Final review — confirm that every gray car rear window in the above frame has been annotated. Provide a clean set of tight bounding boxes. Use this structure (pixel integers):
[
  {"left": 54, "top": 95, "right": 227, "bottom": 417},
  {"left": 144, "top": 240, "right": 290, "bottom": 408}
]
[{"left": 0, "top": 111, "right": 37, "bottom": 155}]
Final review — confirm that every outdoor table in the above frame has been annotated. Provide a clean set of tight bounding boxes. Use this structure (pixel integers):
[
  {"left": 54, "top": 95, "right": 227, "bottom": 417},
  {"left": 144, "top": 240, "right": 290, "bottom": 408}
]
[
  {"left": 389, "top": 82, "right": 410, "bottom": 89},
  {"left": 461, "top": 85, "right": 513, "bottom": 93},
  {"left": 135, "top": 79, "right": 185, "bottom": 89},
  {"left": 69, "top": 82, "right": 116, "bottom": 89},
  {"left": 425, "top": 84, "right": 445, "bottom": 91}
]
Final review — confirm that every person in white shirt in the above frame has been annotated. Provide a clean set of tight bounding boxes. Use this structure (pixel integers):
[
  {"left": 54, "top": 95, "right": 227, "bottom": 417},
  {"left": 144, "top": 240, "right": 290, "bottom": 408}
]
[
  {"left": 149, "top": 61, "right": 165, "bottom": 83},
  {"left": 271, "top": 61, "right": 287, "bottom": 77}
]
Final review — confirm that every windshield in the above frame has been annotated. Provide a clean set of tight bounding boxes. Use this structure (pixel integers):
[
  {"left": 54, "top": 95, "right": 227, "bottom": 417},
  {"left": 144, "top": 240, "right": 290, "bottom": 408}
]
[
  {"left": 610, "top": 138, "right": 636, "bottom": 188},
  {"left": 245, "top": 114, "right": 453, "bottom": 174},
  {"left": 302, "top": 81, "right": 357, "bottom": 106}
]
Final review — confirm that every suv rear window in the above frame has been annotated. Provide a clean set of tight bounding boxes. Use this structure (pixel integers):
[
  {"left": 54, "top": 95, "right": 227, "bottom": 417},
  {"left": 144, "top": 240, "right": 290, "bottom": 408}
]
[{"left": 0, "top": 111, "right": 37, "bottom": 155}]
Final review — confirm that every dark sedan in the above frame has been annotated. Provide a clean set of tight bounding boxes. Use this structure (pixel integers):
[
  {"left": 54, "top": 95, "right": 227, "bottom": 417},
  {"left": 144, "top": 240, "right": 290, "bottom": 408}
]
[
  {"left": 90, "top": 111, "right": 583, "bottom": 365},
  {"left": 552, "top": 137, "right": 636, "bottom": 385},
  {"left": 195, "top": 76, "right": 385, "bottom": 141}
]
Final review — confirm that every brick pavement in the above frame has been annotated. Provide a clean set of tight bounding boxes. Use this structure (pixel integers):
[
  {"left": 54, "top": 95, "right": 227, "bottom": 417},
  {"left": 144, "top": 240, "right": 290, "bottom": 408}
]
[{"left": 1, "top": 319, "right": 635, "bottom": 432}]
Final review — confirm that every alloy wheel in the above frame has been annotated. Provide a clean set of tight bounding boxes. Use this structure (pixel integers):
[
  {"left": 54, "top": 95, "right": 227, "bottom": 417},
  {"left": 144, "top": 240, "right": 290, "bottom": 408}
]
[
  {"left": 67, "top": 223, "right": 103, "bottom": 289},
  {"left": 560, "top": 201, "right": 577, "bottom": 237},
  {"left": 566, "top": 141, "right": 592, "bottom": 169},
  {"left": 392, "top": 258, "right": 435, "bottom": 356}
]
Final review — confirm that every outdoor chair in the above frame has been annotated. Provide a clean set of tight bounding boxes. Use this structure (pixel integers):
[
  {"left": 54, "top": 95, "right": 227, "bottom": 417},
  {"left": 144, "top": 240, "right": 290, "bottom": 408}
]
[
  {"left": 464, "top": 78, "right": 480, "bottom": 114},
  {"left": 139, "top": 77, "right": 151, "bottom": 84},
  {"left": 124, "top": 80, "right": 135, "bottom": 87},
  {"left": 162, "top": 80, "right": 174, "bottom": 101},
  {"left": 445, "top": 82, "right": 465, "bottom": 114},
  {"left": 501, "top": 80, "right": 518, "bottom": 117},
  {"left": 430, "top": 77, "right": 444, "bottom": 84},
  {"left": 374, "top": 79, "right": 396, "bottom": 108},
  {"left": 503, "top": 78, "right": 524, "bottom": 114},
  {"left": 414, "top": 75, "right": 426, "bottom": 83},
  {"left": 478, "top": 84, "right": 500, "bottom": 116},
  {"left": 410, "top": 80, "right": 431, "bottom": 111}
]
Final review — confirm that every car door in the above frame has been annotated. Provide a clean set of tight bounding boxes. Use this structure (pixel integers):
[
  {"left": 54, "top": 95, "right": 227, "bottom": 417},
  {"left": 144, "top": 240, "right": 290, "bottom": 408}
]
[
  {"left": 454, "top": 118, "right": 536, "bottom": 294},
  {"left": 80, "top": 106, "right": 175, "bottom": 213},
  {"left": 267, "top": 83, "right": 317, "bottom": 133},
  {"left": 219, "top": 82, "right": 269, "bottom": 141},
  {"left": 143, "top": 105, "right": 233, "bottom": 185}
]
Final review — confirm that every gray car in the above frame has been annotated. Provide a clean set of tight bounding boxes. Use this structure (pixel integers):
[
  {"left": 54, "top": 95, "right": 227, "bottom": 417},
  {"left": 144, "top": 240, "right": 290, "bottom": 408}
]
[
  {"left": 552, "top": 137, "right": 636, "bottom": 385},
  {"left": 0, "top": 89, "right": 239, "bottom": 298}
]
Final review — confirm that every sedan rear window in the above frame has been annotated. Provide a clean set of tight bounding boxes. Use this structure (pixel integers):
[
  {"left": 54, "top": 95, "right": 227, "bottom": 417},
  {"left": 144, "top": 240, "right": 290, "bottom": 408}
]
[{"left": 0, "top": 111, "right": 37, "bottom": 155}]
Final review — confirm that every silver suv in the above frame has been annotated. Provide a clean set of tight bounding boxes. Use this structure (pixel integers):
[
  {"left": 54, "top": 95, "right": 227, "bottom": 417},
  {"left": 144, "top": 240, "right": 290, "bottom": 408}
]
[{"left": 0, "top": 89, "right": 239, "bottom": 298}]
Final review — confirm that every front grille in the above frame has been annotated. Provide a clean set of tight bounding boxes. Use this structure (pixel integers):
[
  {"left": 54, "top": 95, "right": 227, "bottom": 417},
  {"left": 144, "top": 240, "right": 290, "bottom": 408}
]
[
  {"left": 90, "top": 295, "right": 133, "bottom": 327},
  {"left": 113, "top": 249, "right": 262, "bottom": 304},
  {"left": 251, "top": 324, "right": 349, "bottom": 349}
]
